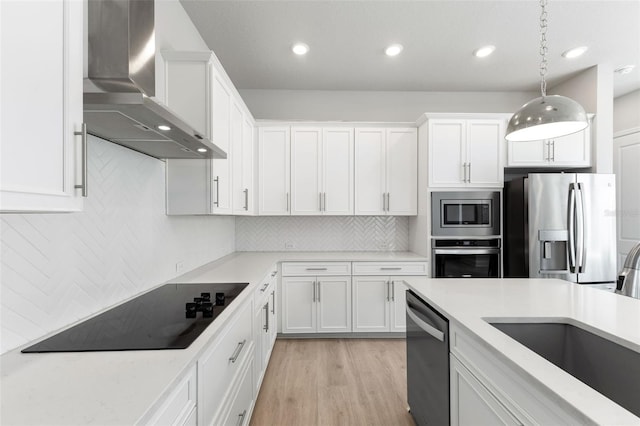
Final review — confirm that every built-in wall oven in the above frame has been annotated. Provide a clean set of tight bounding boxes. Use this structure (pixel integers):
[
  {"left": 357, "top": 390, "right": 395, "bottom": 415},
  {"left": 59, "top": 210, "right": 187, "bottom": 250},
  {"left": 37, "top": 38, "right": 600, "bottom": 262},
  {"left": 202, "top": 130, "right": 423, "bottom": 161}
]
[
  {"left": 432, "top": 239, "right": 501, "bottom": 278},
  {"left": 431, "top": 191, "right": 502, "bottom": 278}
]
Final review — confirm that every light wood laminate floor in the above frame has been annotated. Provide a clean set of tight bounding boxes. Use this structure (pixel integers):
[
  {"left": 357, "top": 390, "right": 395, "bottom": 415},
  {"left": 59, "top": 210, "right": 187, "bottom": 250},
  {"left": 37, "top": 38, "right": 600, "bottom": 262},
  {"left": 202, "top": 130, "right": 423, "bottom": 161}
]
[{"left": 250, "top": 339, "right": 415, "bottom": 426}]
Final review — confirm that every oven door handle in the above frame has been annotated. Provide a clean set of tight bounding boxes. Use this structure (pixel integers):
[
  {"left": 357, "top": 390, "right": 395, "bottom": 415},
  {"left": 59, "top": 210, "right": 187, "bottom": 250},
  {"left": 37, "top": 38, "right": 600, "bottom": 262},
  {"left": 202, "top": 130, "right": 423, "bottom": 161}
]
[
  {"left": 406, "top": 305, "right": 445, "bottom": 342},
  {"left": 433, "top": 248, "right": 500, "bottom": 255}
]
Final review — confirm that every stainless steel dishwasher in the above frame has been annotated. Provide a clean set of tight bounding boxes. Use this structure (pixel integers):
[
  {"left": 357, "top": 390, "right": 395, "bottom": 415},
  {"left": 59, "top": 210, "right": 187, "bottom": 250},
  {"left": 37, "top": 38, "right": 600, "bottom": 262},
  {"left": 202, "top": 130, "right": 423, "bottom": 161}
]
[{"left": 406, "top": 290, "right": 450, "bottom": 425}]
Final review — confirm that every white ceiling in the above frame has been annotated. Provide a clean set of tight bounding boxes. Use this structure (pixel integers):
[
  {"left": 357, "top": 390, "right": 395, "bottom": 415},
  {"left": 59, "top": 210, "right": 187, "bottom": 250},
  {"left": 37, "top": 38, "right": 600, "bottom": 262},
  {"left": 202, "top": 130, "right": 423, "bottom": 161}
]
[{"left": 180, "top": 0, "right": 640, "bottom": 98}]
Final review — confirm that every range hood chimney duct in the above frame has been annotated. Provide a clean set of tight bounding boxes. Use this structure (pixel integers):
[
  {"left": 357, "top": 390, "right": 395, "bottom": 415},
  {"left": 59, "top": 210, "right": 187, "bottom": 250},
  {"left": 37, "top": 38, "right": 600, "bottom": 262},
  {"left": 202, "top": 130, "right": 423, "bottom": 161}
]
[{"left": 83, "top": 0, "right": 226, "bottom": 160}]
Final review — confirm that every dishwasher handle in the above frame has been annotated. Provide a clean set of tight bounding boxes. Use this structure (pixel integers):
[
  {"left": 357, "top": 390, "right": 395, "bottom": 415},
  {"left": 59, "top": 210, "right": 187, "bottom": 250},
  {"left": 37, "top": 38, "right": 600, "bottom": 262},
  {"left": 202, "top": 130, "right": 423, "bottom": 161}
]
[{"left": 406, "top": 304, "right": 445, "bottom": 342}]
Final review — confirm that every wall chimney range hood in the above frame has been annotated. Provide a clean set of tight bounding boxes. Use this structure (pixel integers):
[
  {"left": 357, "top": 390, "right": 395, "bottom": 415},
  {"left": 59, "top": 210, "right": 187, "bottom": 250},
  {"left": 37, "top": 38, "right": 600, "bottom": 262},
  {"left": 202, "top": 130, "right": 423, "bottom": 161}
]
[{"left": 83, "top": 0, "right": 226, "bottom": 160}]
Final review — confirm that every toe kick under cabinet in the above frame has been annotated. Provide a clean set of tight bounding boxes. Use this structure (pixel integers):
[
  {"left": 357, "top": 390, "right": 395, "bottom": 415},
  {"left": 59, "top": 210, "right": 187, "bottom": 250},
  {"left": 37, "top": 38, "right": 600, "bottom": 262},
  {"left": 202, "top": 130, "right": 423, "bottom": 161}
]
[{"left": 281, "top": 261, "right": 427, "bottom": 335}]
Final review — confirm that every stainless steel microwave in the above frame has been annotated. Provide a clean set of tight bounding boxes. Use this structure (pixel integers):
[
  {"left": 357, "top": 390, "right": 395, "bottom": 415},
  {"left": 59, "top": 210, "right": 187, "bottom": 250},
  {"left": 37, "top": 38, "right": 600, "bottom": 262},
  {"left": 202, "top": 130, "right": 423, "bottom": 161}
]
[{"left": 431, "top": 191, "right": 500, "bottom": 236}]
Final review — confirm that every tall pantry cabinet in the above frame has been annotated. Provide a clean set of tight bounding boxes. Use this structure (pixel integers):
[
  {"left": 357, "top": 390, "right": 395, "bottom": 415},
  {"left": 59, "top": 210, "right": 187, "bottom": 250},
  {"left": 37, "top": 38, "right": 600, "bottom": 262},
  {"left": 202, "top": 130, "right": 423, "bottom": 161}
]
[{"left": 1, "top": 0, "right": 86, "bottom": 212}]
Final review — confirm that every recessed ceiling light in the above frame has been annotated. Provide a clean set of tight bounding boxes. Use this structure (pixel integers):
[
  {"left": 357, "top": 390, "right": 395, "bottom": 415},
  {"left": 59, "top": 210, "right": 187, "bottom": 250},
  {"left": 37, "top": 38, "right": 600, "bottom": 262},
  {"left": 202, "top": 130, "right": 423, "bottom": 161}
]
[
  {"left": 385, "top": 44, "right": 403, "bottom": 57},
  {"left": 292, "top": 43, "right": 309, "bottom": 55},
  {"left": 197, "top": 148, "right": 207, "bottom": 153},
  {"left": 615, "top": 65, "right": 636, "bottom": 74},
  {"left": 157, "top": 125, "right": 171, "bottom": 131},
  {"left": 561, "top": 46, "right": 588, "bottom": 59},
  {"left": 473, "top": 45, "right": 496, "bottom": 58}
]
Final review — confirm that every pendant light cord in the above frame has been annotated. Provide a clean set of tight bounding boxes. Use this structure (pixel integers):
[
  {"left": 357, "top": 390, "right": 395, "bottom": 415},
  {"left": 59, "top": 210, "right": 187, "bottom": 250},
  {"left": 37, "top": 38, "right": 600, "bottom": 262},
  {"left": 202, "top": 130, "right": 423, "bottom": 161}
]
[{"left": 539, "top": 0, "right": 548, "bottom": 96}]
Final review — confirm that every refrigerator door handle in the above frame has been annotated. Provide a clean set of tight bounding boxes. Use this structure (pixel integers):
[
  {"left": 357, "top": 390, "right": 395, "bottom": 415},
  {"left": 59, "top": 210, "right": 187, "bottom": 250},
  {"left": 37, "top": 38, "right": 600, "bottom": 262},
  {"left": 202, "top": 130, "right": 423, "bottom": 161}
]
[
  {"left": 576, "top": 183, "right": 586, "bottom": 273},
  {"left": 568, "top": 184, "right": 577, "bottom": 272}
]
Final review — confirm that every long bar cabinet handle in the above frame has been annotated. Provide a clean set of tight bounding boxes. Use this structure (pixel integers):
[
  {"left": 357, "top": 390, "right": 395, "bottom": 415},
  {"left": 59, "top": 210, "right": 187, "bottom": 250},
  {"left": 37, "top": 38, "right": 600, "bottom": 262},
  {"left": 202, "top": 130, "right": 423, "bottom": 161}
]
[
  {"left": 236, "top": 409, "right": 247, "bottom": 426},
  {"left": 229, "top": 339, "right": 246, "bottom": 363},
  {"left": 214, "top": 177, "right": 220, "bottom": 207},
  {"left": 74, "top": 123, "right": 88, "bottom": 197}
]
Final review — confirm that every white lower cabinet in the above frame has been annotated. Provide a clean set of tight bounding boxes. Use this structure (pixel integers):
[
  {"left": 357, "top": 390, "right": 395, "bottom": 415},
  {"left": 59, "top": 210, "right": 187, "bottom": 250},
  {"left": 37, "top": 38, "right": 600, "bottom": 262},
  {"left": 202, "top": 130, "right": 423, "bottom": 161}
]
[
  {"left": 142, "top": 365, "right": 197, "bottom": 426},
  {"left": 254, "top": 268, "right": 278, "bottom": 393},
  {"left": 450, "top": 355, "right": 521, "bottom": 426},
  {"left": 450, "top": 324, "right": 581, "bottom": 425},
  {"left": 350, "top": 262, "right": 427, "bottom": 333},
  {"left": 281, "top": 276, "right": 352, "bottom": 333},
  {"left": 219, "top": 352, "right": 254, "bottom": 426},
  {"left": 198, "top": 299, "right": 253, "bottom": 426},
  {"left": 351, "top": 277, "right": 408, "bottom": 332}
]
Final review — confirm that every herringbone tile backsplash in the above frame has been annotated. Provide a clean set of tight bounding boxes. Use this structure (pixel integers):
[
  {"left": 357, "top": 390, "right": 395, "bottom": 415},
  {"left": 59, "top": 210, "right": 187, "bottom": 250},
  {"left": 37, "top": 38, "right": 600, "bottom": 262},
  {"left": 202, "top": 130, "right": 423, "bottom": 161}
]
[
  {"left": 236, "top": 216, "right": 409, "bottom": 251},
  {"left": 0, "top": 137, "right": 235, "bottom": 354}
]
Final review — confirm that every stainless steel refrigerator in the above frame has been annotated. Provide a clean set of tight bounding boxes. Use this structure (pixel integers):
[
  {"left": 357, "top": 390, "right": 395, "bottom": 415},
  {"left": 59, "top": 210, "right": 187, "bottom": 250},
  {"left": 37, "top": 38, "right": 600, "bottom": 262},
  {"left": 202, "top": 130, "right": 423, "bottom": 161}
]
[{"left": 504, "top": 173, "right": 616, "bottom": 285}]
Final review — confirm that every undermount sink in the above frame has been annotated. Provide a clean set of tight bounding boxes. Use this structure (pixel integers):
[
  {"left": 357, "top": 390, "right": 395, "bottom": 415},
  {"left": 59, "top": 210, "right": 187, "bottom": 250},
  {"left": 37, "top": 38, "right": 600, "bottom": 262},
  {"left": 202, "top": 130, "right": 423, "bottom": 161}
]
[{"left": 488, "top": 320, "right": 640, "bottom": 418}]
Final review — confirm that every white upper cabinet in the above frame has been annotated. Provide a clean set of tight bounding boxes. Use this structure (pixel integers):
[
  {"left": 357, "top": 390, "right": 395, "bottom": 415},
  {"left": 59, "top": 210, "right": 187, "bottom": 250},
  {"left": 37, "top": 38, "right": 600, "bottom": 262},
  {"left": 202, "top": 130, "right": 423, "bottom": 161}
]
[
  {"left": 354, "top": 129, "right": 387, "bottom": 215},
  {"left": 355, "top": 128, "right": 417, "bottom": 215},
  {"left": 291, "top": 128, "right": 322, "bottom": 215},
  {"left": 165, "top": 52, "right": 254, "bottom": 215},
  {"left": 428, "top": 118, "right": 505, "bottom": 188},
  {"left": 210, "top": 73, "right": 232, "bottom": 214},
  {"left": 258, "top": 127, "right": 291, "bottom": 215},
  {"left": 507, "top": 126, "right": 591, "bottom": 168},
  {"left": 1, "top": 0, "right": 85, "bottom": 212},
  {"left": 323, "top": 128, "right": 355, "bottom": 215},
  {"left": 386, "top": 128, "right": 418, "bottom": 215},
  {"left": 232, "top": 103, "right": 254, "bottom": 215},
  {"left": 162, "top": 51, "right": 212, "bottom": 138},
  {"left": 290, "top": 127, "right": 354, "bottom": 215}
]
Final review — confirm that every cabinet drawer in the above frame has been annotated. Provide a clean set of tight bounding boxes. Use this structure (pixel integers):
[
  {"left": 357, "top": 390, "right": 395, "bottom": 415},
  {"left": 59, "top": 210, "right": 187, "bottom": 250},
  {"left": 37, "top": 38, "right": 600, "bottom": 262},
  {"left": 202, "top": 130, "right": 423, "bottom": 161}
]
[
  {"left": 199, "top": 300, "right": 253, "bottom": 425},
  {"left": 143, "top": 365, "right": 197, "bottom": 426},
  {"left": 220, "top": 354, "right": 254, "bottom": 426},
  {"left": 281, "top": 262, "right": 351, "bottom": 276},
  {"left": 255, "top": 274, "right": 274, "bottom": 298},
  {"left": 352, "top": 262, "right": 428, "bottom": 276}
]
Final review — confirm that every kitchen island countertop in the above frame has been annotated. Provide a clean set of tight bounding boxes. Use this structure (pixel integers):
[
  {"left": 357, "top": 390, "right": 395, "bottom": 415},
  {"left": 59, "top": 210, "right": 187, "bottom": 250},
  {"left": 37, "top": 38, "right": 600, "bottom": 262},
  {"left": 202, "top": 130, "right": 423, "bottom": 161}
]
[{"left": 403, "top": 277, "right": 640, "bottom": 425}]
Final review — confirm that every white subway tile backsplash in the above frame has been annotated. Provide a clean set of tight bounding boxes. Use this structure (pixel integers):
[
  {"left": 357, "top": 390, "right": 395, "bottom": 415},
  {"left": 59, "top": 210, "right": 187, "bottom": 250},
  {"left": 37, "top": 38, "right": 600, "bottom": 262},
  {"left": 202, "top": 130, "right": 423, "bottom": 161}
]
[
  {"left": 0, "top": 137, "right": 235, "bottom": 354},
  {"left": 236, "top": 216, "right": 409, "bottom": 251}
]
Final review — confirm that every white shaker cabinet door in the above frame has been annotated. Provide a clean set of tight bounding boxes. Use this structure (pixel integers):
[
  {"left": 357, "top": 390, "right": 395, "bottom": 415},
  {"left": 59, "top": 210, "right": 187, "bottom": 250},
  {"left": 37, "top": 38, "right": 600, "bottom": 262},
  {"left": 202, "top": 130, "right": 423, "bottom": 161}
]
[
  {"left": 241, "top": 117, "right": 255, "bottom": 214},
  {"left": 507, "top": 139, "right": 547, "bottom": 166},
  {"left": 466, "top": 120, "right": 504, "bottom": 187},
  {"left": 450, "top": 356, "right": 522, "bottom": 426},
  {"left": 317, "top": 277, "right": 352, "bottom": 332},
  {"left": 352, "top": 276, "right": 390, "bottom": 332},
  {"left": 1, "top": 0, "right": 84, "bottom": 212},
  {"left": 281, "top": 277, "right": 316, "bottom": 333},
  {"left": 355, "top": 129, "right": 386, "bottom": 215},
  {"left": 291, "top": 127, "right": 322, "bottom": 215},
  {"left": 258, "top": 127, "right": 290, "bottom": 215},
  {"left": 231, "top": 102, "right": 249, "bottom": 215},
  {"left": 386, "top": 128, "right": 417, "bottom": 215},
  {"left": 322, "top": 128, "right": 354, "bottom": 215},
  {"left": 549, "top": 129, "right": 590, "bottom": 167},
  {"left": 390, "top": 279, "right": 408, "bottom": 332},
  {"left": 211, "top": 73, "right": 232, "bottom": 214},
  {"left": 428, "top": 120, "right": 466, "bottom": 187}
]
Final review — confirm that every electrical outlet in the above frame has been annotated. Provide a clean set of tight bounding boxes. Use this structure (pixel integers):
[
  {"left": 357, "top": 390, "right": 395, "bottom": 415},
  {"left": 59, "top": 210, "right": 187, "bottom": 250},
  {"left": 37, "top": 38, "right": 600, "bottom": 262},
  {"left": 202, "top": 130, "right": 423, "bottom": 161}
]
[
  {"left": 285, "top": 242, "right": 295, "bottom": 249},
  {"left": 378, "top": 243, "right": 389, "bottom": 250},
  {"left": 175, "top": 261, "right": 184, "bottom": 273}
]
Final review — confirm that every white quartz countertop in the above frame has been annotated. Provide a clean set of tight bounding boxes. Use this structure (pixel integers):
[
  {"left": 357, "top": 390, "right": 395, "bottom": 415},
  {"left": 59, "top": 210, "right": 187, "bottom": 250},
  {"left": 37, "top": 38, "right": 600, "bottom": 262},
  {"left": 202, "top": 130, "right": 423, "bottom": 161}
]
[
  {"left": 403, "top": 277, "right": 640, "bottom": 425},
  {"left": 0, "top": 251, "right": 426, "bottom": 425}
]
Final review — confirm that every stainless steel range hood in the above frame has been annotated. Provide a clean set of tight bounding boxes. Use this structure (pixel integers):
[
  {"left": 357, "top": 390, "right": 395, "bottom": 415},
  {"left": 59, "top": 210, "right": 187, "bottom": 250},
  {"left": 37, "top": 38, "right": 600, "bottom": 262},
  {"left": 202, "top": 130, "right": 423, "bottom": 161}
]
[{"left": 83, "top": 0, "right": 226, "bottom": 160}]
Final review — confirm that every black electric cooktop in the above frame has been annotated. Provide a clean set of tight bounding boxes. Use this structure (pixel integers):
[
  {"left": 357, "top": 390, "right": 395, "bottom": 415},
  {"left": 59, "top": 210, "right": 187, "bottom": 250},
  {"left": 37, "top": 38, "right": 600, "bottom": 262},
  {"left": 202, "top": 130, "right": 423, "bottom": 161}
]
[{"left": 22, "top": 282, "right": 248, "bottom": 353}]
